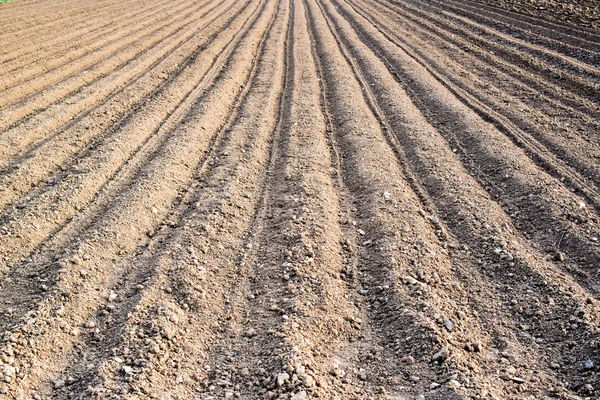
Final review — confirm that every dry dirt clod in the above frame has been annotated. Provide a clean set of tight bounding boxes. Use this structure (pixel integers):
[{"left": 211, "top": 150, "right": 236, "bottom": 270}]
[
  {"left": 443, "top": 320, "right": 453, "bottom": 331},
  {"left": 53, "top": 379, "right": 66, "bottom": 389},
  {"left": 277, "top": 372, "right": 289, "bottom": 387},
  {"left": 291, "top": 391, "right": 308, "bottom": 400},
  {"left": 432, "top": 346, "right": 449, "bottom": 362}
]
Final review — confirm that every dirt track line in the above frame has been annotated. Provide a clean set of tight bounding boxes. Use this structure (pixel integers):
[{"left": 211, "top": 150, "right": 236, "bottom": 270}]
[
  {"left": 453, "top": 0, "right": 600, "bottom": 43},
  {"left": 425, "top": 0, "right": 600, "bottom": 65},
  {"left": 334, "top": 0, "right": 600, "bottom": 187},
  {"left": 0, "top": 0, "right": 193, "bottom": 85},
  {"left": 235, "top": 1, "right": 361, "bottom": 396},
  {"left": 0, "top": 0, "right": 199, "bottom": 93},
  {"left": 0, "top": 0, "right": 227, "bottom": 138},
  {"left": 334, "top": 0, "right": 600, "bottom": 296},
  {"left": 0, "top": 0, "right": 237, "bottom": 167},
  {"left": 0, "top": 3, "right": 152, "bottom": 70},
  {"left": 0, "top": 0, "right": 218, "bottom": 114},
  {"left": 189, "top": 1, "right": 302, "bottom": 396},
  {"left": 0, "top": 0, "right": 258, "bottom": 288},
  {"left": 346, "top": 0, "right": 600, "bottom": 195},
  {"left": 0, "top": 0, "right": 133, "bottom": 49},
  {"left": 342, "top": 0, "right": 600, "bottom": 213},
  {"left": 371, "top": 0, "right": 600, "bottom": 112},
  {"left": 0, "top": 0, "right": 159, "bottom": 46},
  {"left": 0, "top": 0, "right": 254, "bottom": 334},
  {"left": 45, "top": 0, "right": 284, "bottom": 395},
  {"left": 68, "top": 0, "right": 286, "bottom": 398},
  {"left": 406, "top": 0, "right": 600, "bottom": 80},
  {"left": 0, "top": 0, "right": 241, "bottom": 209},
  {"left": 361, "top": 0, "right": 600, "bottom": 140},
  {"left": 305, "top": 1, "right": 419, "bottom": 396},
  {"left": 0, "top": 0, "right": 249, "bottom": 279},
  {"left": 319, "top": 1, "right": 600, "bottom": 396},
  {"left": 193, "top": 1, "right": 368, "bottom": 398},
  {"left": 306, "top": 0, "right": 502, "bottom": 396},
  {"left": 0, "top": 0, "right": 125, "bottom": 26},
  {"left": 329, "top": 0, "right": 600, "bottom": 286},
  {"left": 0, "top": 0, "right": 276, "bottom": 396},
  {"left": 0, "top": 0, "right": 148, "bottom": 34},
  {"left": 311, "top": 0, "right": 543, "bottom": 396},
  {"left": 0, "top": 0, "right": 174, "bottom": 71},
  {"left": 362, "top": 0, "right": 600, "bottom": 120},
  {"left": 314, "top": 0, "right": 445, "bottom": 236}
]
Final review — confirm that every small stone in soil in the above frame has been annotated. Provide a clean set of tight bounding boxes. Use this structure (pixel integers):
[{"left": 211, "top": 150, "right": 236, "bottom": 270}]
[
  {"left": 53, "top": 379, "right": 66, "bottom": 389},
  {"left": 444, "top": 320, "right": 453, "bottom": 331},
  {"left": 277, "top": 372, "right": 289, "bottom": 387},
  {"left": 402, "top": 355, "right": 415, "bottom": 365},
  {"left": 291, "top": 391, "right": 308, "bottom": 400},
  {"left": 432, "top": 346, "right": 449, "bottom": 362}
]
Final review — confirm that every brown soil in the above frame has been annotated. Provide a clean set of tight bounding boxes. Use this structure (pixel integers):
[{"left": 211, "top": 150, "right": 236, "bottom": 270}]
[
  {"left": 0, "top": 0, "right": 599, "bottom": 398},
  {"left": 472, "top": 0, "right": 600, "bottom": 30}
]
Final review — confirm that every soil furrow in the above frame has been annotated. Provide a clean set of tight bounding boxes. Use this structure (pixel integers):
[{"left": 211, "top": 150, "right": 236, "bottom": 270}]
[
  {"left": 64, "top": 0, "right": 287, "bottom": 398},
  {"left": 331, "top": 0, "right": 600, "bottom": 296},
  {"left": 353, "top": 0, "right": 600, "bottom": 142},
  {"left": 305, "top": 0, "right": 515, "bottom": 396},
  {"left": 339, "top": 0, "right": 600, "bottom": 208},
  {"left": 0, "top": 0, "right": 174, "bottom": 70},
  {"left": 424, "top": 0, "right": 600, "bottom": 66},
  {"left": 473, "top": 0, "right": 600, "bottom": 32},
  {"left": 0, "top": 0, "right": 258, "bottom": 289},
  {"left": 0, "top": 0, "right": 276, "bottom": 396},
  {"left": 346, "top": 0, "right": 600, "bottom": 200},
  {"left": 368, "top": 0, "right": 600, "bottom": 115},
  {"left": 195, "top": 2, "right": 367, "bottom": 398},
  {"left": 0, "top": 0, "right": 242, "bottom": 213},
  {"left": 0, "top": 0, "right": 193, "bottom": 86},
  {"left": 458, "top": 0, "right": 600, "bottom": 41},
  {"left": 43, "top": 1, "right": 285, "bottom": 395},
  {"left": 0, "top": 0, "right": 200, "bottom": 96},
  {"left": 0, "top": 0, "right": 245, "bottom": 167},
  {"left": 319, "top": 0, "right": 600, "bottom": 396},
  {"left": 404, "top": 0, "right": 600, "bottom": 80},
  {"left": 0, "top": 0, "right": 135, "bottom": 53},
  {"left": 0, "top": 0, "right": 229, "bottom": 142},
  {"left": 0, "top": 0, "right": 222, "bottom": 123},
  {"left": 1, "top": 0, "right": 598, "bottom": 398}
]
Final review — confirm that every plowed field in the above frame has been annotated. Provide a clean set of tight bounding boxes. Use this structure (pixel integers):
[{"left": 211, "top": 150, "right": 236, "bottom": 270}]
[{"left": 1, "top": 0, "right": 599, "bottom": 398}]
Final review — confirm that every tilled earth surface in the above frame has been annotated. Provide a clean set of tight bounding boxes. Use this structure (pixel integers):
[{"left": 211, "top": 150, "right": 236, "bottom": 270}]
[
  {"left": 0, "top": 0, "right": 599, "bottom": 399},
  {"left": 474, "top": 0, "right": 600, "bottom": 29}
]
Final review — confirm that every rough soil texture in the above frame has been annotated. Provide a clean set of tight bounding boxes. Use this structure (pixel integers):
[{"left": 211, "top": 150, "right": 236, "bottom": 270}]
[
  {"left": 0, "top": 0, "right": 599, "bottom": 398},
  {"left": 473, "top": 0, "right": 600, "bottom": 30}
]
